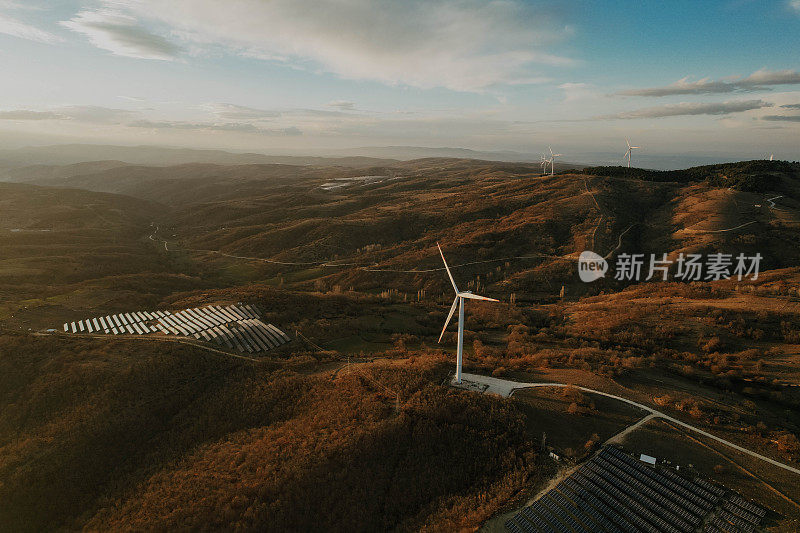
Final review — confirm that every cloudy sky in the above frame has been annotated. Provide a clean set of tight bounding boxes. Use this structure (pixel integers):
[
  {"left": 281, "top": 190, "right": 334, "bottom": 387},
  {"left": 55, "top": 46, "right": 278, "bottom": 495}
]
[{"left": 1, "top": 0, "right": 799, "bottom": 162}]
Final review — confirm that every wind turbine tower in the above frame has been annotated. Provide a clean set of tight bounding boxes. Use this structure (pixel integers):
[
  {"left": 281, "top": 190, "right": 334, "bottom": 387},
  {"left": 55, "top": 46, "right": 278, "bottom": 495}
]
[
  {"left": 437, "top": 243, "right": 498, "bottom": 384},
  {"left": 549, "top": 146, "right": 562, "bottom": 176},
  {"left": 624, "top": 138, "right": 640, "bottom": 168}
]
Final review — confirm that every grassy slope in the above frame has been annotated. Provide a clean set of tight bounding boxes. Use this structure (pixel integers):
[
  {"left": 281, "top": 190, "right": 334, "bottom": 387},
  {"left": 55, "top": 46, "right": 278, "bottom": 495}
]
[{"left": 0, "top": 335, "right": 545, "bottom": 532}]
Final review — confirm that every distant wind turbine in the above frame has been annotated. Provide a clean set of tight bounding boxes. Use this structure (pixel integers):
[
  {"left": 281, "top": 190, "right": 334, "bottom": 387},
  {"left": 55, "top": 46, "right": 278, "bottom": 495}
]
[
  {"left": 769, "top": 153, "right": 774, "bottom": 161},
  {"left": 539, "top": 154, "right": 548, "bottom": 174},
  {"left": 624, "top": 138, "right": 640, "bottom": 168},
  {"left": 548, "top": 146, "right": 562, "bottom": 175},
  {"left": 437, "top": 243, "right": 498, "bottom": 384}
]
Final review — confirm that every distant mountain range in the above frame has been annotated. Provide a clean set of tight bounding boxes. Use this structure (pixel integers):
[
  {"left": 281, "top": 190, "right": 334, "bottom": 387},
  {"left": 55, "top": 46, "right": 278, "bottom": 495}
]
[
  {"left": 0, "top": 143, "right": 788, "bottom": 171},
  {"left": 0, "top": 144, "right": 397, "bottom": 169}
]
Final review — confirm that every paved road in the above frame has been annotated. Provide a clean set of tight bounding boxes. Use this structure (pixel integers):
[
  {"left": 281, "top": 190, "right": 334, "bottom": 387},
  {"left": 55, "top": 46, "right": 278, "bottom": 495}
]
[
  {"left": 606, "top": 413, "right": 656, "bottom": 445},
  {"left": 460, "top": 372, "right": 800, "bottom": 476}
]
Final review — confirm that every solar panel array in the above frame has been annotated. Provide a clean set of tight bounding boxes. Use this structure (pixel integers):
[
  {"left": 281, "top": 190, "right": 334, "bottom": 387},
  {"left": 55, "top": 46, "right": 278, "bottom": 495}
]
[
  {"left": 61, "top": 304, "right": 290, "bottom": 354},
  {"left": 506, "top": 446, "right": 768, "bottom": 532}
]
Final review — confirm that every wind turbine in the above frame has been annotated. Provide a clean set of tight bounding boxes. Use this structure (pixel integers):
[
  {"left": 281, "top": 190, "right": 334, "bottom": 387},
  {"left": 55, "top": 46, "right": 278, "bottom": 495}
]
[
  {"left": 624, "top": 138, "right": 640, "bottom": 168},
  {"left": 539, "top": 154, "right": 548, "bottom": 174},
  {"left": 769, "top": 153, "right": 774, "bottom": 161},
  {"left": 437, "top": 243, "right": 498, "bottom": 384},
  {"left": 548, "top": 146, "right": 562, "bottom": 176}
]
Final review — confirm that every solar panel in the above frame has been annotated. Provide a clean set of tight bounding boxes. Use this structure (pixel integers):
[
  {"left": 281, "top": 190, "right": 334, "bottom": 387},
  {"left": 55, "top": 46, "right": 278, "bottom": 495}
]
[
  {"left": 185, "top": 309, "right": 211, "bottom": 329},
  {"left": 571, "top": 472, "right": 637, "bottom": 532},
  {"left": 710, "top": 517, "right": 735, "bottom": 533},
  {"left": 504, "top": 518, "right": 523, "bottom": 533},
  {"left": 212, "top": 327, "right": 235, "bottom": 349},
  {"left": 536, "top": 498, "right": 570, "bottom": 533},
  {"left": 585, "top": 463, "right": 681, "bottom": 533},
  {"left": 546, "top": 495, "right": 585, "bottom": 533},
  {"left": 257, "top": 323, "right": 281, "bottom": 345},
  {"left": 594, "top": 457, "right": 692, "bottom": 530},
  {"left": 246, "top": 325, "right": 271, "bottom": 351},
  {"left": 266, "top": 323, "right": 291, "bottom": 343},
  {"left": 521, "top": 506, "right": 554, "bottom": 533},
  {"left": 660, "top": 469, "right": 717, "bottom": 503},
  {"left": 723, "top": 502, "right": 759, "bottom": 525},
  {"left": 603, "top": 455, "right": 704, "bottom": 518},
  {"left": 233, "top": 329, "right": 255, "bottom": 353},
  {"left": 558, "top": 486, "right": 619, "bottom": 533},
  {"left": 719, "top": 511, "right": 754, "bottom": 532},
  {"left": 694, "top": 478, "right": 726, "bottom": 498},
  {"left": 729, "top": 496, "right": 766, "bottom": 518},
  {"left": 216, "top": 306, "right": 240, "bottom": 322},
  {"left": 247, "top": 322, "right": 277, "bottom": 349},
  {"left": 220, "top": 326, "right": 245, "bottom": 351},
  {"left": 549, "top": 492, "right": 590, "bottom": 533},
  {"left": 607, "top": 448, "right": 715, "bottom": 508}
]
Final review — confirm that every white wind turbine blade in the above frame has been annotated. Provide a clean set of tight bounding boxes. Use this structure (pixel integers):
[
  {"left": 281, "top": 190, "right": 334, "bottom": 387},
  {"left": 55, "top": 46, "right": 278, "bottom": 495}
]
[
  {"left": 626, "top": 138, "right": 631, "bottom": 149},
  {"left": 438, "top": 295, "right": 459, "bottom": 342},
  {"left": 629, "top": 145, "right": 640, "bottom": 149},
  {"left": 458, "top": 291, "right": 499, "bottom": 302},
  {"left": 437, "top": 242, "right": 459, "bottom": 293}
]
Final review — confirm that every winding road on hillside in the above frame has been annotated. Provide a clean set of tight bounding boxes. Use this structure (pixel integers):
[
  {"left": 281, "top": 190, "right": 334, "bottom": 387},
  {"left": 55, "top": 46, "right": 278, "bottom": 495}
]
[
  {"left": 683, "top": 190, "right": 789, "bottom": 235},
  {"left": 461, "top": 372, "right": 800, "bottom": 476}
]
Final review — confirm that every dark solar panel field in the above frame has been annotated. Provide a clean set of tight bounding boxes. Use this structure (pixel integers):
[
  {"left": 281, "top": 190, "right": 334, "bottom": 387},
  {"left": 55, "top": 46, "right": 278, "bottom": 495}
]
[
  {"left": 506, "top": 446, "right": 767, "bottom": 533},
  {"left": 61, "top": 304, "right": 291, "bottom": 354}
]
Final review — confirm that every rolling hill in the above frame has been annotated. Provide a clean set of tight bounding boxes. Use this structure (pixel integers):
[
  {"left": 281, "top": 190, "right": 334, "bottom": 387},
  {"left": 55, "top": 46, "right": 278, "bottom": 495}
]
[{"left": 1, "top": 157, "right": 799, "bottom": 531}]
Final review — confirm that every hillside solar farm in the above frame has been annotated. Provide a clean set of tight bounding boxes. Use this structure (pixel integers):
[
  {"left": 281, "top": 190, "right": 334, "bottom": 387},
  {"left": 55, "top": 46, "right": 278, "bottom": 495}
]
[
  {"left": 506, "top": 446, "right": 768, "bottom": 533},
  {"left": 61, "top": 304, "right": 290, "bottom": 354}
]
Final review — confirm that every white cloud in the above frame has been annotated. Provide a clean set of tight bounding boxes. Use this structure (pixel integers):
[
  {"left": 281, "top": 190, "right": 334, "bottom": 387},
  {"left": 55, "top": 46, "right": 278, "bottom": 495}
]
[
  {"left": 597, "top": 99, "right": 772, "bottom": 119},
  {"left": 559, "top": 82, "right": 594, "bottom": 102},
  {"left": 128, "top": 119, "right": 301, "bottom": 135},
  {"left": 790, "top": 0, "right": 800, "bottom": 14},
  {"left": 0, "top": 105, "right": 134, "bottom": 123},
  {"left": 0, "top": 109, "right": 61, "bottom": 120},
  {"left": 58, "top": 105, "right": 136, "bottom": 124},
  {"left": 60, "top": 9, "right": 180, "bottom": 60},
  {"left": 205, "top": 103, "right": 281, "bottom": 120},
  {"left": 76, "top": 0, "right": 574, "bottom": 91},
  {"left": 0, "top": 13, "right": 61, "bottom": 43},
  {"left": 328, "top": 100, "right": 356, "bottom": 111},
  {"left": 763, "top": 114, "right": 800, "bottom": 122},
  {"left": 616, "top": 69, "right": 800, "bottom": 97}
]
